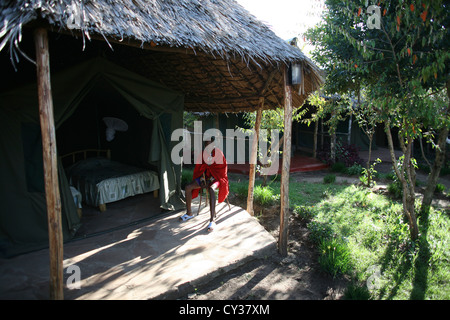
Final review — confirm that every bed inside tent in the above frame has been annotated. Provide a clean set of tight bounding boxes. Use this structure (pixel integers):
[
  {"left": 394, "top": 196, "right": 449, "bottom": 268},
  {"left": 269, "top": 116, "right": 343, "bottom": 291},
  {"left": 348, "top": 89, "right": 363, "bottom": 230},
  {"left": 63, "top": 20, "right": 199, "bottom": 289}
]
[{"left": 58, "top": 80, "right": 162, "bottom": 234}]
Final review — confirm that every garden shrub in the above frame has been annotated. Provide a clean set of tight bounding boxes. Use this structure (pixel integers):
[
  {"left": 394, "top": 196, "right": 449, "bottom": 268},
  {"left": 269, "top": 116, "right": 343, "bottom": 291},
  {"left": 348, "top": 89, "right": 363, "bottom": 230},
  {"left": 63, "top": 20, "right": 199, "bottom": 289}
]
[
  {"left": 317, "top": 141, "right": 364, "bottom": 167},
  {"left": 387, "top": 181, "right": 402, "bottom": 198},
  {"left": 435, "top": 183, "right": 446, "bottom": 194},
  {"left": 331, "top": 162, "right": 348, "bottom": 173},
  {"left": 347, "top": 164, "right": 364, "bottom": 176},
  {"left": 324, "top": 174, "right": 336, "bottom": 184},
  {"left": 293, "top": 204, "right": 314, "bottom": 220},
  {"left": 318, "top": 237, "right": 352, "bottom": 278},
  {"left": 254, "top": 185, "right": 278, "bottom": 206}
]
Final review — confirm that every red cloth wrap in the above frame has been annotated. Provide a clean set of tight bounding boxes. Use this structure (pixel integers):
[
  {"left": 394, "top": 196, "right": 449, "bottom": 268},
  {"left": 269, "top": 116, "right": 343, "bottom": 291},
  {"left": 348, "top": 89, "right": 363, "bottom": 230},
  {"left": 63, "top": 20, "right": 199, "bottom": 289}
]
[{"left": 192, "top": 148, "right": 229, "bottom": 203}]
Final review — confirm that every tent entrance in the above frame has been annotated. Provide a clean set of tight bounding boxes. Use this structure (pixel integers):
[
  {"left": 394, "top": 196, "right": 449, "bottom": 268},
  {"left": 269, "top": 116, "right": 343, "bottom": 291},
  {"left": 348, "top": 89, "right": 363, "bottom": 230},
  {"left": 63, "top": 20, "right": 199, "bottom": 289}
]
[
  {"left": 0, "top": 57, "right": 184, "bottom": 257},
  {"left": 56, "top": 80, "right": 164, "bottom": 237}
]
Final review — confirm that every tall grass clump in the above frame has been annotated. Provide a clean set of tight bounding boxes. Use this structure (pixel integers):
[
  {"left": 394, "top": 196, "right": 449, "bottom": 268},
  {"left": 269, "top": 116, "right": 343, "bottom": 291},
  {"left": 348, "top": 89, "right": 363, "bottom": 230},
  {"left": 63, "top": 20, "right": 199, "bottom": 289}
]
[
  {"left": 229, "top": 180, "right": 280, "bottom": 206},
  {"left": 323, "top": 174, "right": 336, "bottom": 184},
  {"left": 254, "top": 185, "right": 278, "bottom": 206},
  {"left": 318, "top": 237, "right": 352, "bottom": 278}
]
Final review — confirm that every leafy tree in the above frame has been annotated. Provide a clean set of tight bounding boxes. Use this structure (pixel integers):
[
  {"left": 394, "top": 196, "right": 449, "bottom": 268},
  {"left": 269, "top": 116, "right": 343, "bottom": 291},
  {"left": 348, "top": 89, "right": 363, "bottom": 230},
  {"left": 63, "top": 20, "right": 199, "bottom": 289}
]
[
  {"left": 242, "top": 107, "right": 308, "bottom": 184},
  {"left": 304, "top": 91, "right": 327, "bottom": 158},
  {"left": 306, "top": 0, "right": 449, "bottom": 240},
  {"left": 243, "top": 107, "right": 307, "bottom": 133},
  {"left": 350, "top": 89, "right": 382, "bottom": 187}
]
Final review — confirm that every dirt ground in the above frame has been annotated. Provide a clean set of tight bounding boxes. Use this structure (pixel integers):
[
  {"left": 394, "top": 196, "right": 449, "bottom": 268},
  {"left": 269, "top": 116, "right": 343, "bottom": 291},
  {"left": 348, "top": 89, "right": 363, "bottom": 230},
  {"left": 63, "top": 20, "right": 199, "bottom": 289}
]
[{"left": 188, "top": 166, "right": 450, "bottom": 301}]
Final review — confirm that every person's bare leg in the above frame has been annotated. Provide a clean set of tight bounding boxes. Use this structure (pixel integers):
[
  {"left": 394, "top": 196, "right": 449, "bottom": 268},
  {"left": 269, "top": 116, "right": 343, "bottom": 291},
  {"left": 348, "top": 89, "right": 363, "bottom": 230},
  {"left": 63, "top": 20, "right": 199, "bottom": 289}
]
[
  {"left": 208, "top": 186, "right": 216, "bottom": 222},
  {"left": 185, "top": 181, "right": 200, "bottom": 216}
]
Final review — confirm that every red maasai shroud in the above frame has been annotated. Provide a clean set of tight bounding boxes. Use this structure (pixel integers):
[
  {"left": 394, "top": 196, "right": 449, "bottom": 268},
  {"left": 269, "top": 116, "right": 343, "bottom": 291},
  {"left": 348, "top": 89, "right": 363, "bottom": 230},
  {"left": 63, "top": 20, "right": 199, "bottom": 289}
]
[{"left": 192, "top": 148, "right": 229, "bottom": 203}]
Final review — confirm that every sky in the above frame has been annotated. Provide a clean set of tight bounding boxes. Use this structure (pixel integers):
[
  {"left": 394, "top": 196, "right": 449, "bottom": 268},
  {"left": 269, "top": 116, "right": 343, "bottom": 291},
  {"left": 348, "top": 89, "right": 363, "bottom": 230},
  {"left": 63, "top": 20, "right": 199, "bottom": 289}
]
[{"left": 236, "top": 0, "right": 325, "bottom": 56}]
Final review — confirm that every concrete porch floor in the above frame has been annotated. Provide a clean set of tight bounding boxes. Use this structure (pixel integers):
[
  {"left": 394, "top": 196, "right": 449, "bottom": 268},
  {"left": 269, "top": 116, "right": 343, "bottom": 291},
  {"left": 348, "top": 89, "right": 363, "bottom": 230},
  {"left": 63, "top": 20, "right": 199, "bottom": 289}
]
[{"left": 0, "top": 199, "right": 277, "bottom": 300}]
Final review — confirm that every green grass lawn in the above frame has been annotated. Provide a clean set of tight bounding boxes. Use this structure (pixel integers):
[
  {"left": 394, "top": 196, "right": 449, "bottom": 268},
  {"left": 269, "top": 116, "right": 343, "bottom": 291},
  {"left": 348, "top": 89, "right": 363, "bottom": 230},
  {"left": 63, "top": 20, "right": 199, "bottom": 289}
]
[{"left": 225, "top": 174, "right": 449, "bottom": 300}]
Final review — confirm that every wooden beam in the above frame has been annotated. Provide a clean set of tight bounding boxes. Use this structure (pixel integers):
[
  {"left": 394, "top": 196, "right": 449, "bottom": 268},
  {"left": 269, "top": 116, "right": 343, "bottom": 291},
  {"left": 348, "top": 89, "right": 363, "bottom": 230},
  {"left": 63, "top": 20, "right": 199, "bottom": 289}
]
[
  {"left": 279, "top": 65, "right": 293, "bottom": 256},
  {"left": 259, "top": 69, "right": 278, "bottom": 96},
  {"left": 185, "top": 95, "right": 261, "bottom": 105},
  {"left": 246, "top": 98, "right": 263, "bottom": 216},
  {"left": 34, "top": 28, "right": 64, "bottom": 300}
]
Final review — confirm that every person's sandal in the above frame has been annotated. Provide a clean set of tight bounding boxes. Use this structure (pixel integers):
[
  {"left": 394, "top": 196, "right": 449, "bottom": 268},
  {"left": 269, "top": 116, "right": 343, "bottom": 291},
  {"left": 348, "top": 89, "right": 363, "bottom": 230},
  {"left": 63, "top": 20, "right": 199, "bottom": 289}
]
[
  {"left": 207, "top": 221, "right": 216, "bottom": 232},
  {"left": 179, "top": 213, "right": 195, "bottom": 222}
]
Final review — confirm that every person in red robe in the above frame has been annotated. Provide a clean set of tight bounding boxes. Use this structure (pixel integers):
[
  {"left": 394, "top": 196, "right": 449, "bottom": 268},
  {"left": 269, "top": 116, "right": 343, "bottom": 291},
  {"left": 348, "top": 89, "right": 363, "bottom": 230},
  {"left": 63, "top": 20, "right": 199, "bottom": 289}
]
[{"left": 180, "top": 137, "right": 229, "bottom": 232}]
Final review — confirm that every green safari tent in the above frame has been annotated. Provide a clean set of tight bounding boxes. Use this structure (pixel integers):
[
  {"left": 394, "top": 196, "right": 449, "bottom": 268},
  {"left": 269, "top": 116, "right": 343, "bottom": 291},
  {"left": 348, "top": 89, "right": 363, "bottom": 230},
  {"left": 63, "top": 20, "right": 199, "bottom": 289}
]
[{"left": 0, "top": 57, "right": 184, "bottom": 258}]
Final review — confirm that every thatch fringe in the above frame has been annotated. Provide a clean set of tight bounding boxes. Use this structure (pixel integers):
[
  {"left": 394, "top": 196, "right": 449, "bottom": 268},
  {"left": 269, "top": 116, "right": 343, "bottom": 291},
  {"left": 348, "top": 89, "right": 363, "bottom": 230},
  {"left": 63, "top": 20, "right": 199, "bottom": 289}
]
[{"left": 1, "top": 1, "right": 318, "bottom": 66}]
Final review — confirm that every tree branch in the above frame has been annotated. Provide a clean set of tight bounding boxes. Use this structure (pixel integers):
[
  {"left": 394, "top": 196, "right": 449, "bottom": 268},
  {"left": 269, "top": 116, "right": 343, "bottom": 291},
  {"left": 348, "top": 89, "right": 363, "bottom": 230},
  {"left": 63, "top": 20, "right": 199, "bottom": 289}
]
[{"left": 380, "top": 21, "right": 404, "bottom": 87}]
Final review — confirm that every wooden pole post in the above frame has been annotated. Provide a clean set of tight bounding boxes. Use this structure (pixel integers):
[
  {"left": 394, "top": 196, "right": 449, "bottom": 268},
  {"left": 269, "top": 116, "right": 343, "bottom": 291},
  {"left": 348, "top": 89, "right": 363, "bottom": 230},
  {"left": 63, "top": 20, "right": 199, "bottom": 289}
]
[
  {"left": 34, "top": 28, "right": 64, "bottom": 300},
  {"left": 279, "top": 65, "right": 293, "bottom": 256},
  {"left": 215, "top": 113, "right": 220, "bottom": 130},
  {"left": 247, "top": 98, "right": 263, "bottom": 216}
]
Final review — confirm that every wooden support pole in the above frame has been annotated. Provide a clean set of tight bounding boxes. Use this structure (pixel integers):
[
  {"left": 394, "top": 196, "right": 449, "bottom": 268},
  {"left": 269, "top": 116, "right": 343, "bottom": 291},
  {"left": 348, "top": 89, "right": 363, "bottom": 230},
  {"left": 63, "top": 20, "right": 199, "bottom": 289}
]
[
  {"left": 247, "top": 98, "right": 263, "bottom": 216},
  {"left": 215, "top": 113, "right": 220, "bottom": 130},
  {"left": 34, "top": 28, "right": 64, "bottom": 300},
  {"left": 279, "top": 66, "right": 293, "bottom": 256}
]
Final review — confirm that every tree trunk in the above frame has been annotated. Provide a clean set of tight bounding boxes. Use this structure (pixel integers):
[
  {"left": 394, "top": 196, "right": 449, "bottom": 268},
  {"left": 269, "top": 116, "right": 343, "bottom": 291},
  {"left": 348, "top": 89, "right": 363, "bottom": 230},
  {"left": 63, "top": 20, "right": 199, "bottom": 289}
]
[
  {"left": 400, "top": 134, "right": 419, "bottom": 241},
  {"left": 313, "top": 120, "right": 318, "bottom": 158},
  {"left": 422, "top": 81, "right": 450, "bottom": 212},
  {"left": 330, "top": 131, "right": 336, "bottom": 163},
  {"left": 366, "top": 135, "right": 373, "bottom": 187},
  {"left": 385, "top": 121, "right": 419, "bottom": 240}
]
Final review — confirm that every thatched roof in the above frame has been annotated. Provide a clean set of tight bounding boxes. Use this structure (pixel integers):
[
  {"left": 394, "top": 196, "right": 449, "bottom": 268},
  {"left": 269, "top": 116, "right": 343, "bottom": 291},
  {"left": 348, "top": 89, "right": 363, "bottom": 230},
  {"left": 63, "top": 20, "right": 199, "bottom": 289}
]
[{"left": 0, "top": 0, "right": 323, "bottom": 112}]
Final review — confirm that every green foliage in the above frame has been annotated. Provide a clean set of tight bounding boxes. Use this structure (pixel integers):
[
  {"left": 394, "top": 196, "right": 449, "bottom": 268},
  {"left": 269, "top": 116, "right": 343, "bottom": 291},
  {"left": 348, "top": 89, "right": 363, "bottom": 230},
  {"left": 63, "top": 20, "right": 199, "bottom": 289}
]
[
  {"left": 306, "top": 0, "right": 449, "bottom": 241},
  {"left": 308, "top": 220, "right": 334, "bottom": 244},
  {"left": 299, "top": 183, "right": 449, "bottom": 299},
  {"left": 243, "top": 106, "right": 308, "bottom": 133},
  {"left": 435, "top": 183, "right": 446, "bottom": 194},
  {"left": 183, "top": 111, "right": 200, "bottom": 128},
  {"left": 331, "top": 162, "right": 347, "bottom": 173},
  {"left": 230, "top": 181, "right": 279, "bottom": 206},
  {"left": 347, "top": 164, "right": 364, "bottom": 176},
  {"left": 304, "top": 91, "right": 327, "bottom": 127},
  {"left": 387, "top": 181, "right": 403, "bottom": 199},
  {"left": 293, "top": 204, "right": 314, "bottom": 220},
  {"left": 318, "top": 237, "right": 352, "bottom": 278},
  {"left": 253, "top": 185, "right": 279, "bottom": 206},
  {"left": 236, "top": 176, "right": 448, "bottom": 298},
  {"left": 229, "top": 181, "right": 249, "bottom": 199},
  {"left": 181, "top": 168, "right": 193, "bottom": 189},
  {"left": 359, "top": 158, "right": 381, "bottom": 187},
  {"left": 308, "top": 0, "right": 449, "bottom": 93},
  {"left": 306, "top": 0, "right": 449, "bottom": 138},
  {"left": 344, "top": 282, "right": 372, "bottom": 300},
  {"left": 323, "top": 174, "right": 336, "bottom": 184},
  {"left": 318, "top": 139, "right": 364, "bottom": 167}
]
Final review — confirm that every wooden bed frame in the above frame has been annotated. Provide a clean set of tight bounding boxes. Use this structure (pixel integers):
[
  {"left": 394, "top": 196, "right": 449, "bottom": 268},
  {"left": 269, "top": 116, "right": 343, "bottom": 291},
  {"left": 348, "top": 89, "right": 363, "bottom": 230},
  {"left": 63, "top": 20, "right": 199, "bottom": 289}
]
[
  {"left": 60, "top": 149, "right": 111, "bottom": 166},
  {"left": 61, "top": 148, "right": 158, "bottom": 212}
]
